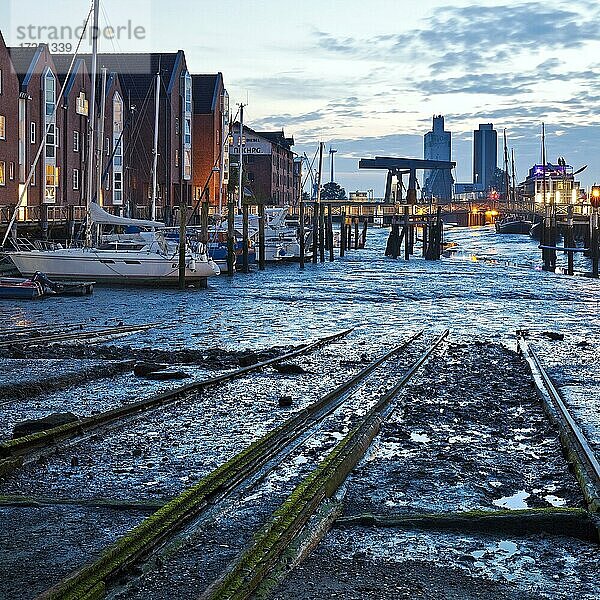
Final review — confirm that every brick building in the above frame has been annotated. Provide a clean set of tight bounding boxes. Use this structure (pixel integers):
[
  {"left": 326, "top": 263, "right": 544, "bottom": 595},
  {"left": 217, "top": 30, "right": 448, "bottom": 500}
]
[
  {"left": 191, "top": 73, "right": 229, "bottom": 211},
  {"left": 53, "top": 56, "right": 90, "bottom": 211},
  {"left": 9, "top": 44, "right": 61, "bottom": 212},
  {"left": 0, "top": 31, "right": 19, "bottom": 210},
  {"left": 230, "top": 125, "right": 296, "bottom": 206}
]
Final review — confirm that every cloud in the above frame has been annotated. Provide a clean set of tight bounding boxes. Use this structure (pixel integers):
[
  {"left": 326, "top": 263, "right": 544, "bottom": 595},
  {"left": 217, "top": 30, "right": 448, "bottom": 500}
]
[{"left": 313, "top": 2, "right": 600, "bottom": 74}]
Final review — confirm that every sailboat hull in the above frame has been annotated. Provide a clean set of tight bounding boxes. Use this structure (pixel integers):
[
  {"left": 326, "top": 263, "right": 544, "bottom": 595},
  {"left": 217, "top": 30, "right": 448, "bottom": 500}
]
[{"left": 8, "top": 248, "right": 219, "bottom": 285}]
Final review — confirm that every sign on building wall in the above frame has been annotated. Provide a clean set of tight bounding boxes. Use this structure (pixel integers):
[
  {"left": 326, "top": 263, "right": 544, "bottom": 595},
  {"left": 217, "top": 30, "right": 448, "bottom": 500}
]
[{"left": 229, "top": 133, "right": 272, "bottom": 155}]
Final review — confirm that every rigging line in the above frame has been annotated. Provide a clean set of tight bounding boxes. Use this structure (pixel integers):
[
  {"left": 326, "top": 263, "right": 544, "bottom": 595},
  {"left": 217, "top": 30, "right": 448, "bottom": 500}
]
[
  {"left": 1, "top": 3, "right": 94, "bottom": 248},
  {"left": 300, "top": 147, "right": 319, "bottom": 193}
]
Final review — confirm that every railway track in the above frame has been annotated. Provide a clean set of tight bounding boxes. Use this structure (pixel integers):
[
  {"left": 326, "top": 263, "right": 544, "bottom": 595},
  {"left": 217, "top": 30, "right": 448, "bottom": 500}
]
[
  {"left": 0, "top": 322, "right": 160, "bottom": 350},
  {"left": 0, "top": 329, "right": 353, "bottom": 478},
  {"left": 518, "top": 334, "right": 600, "bottom": 512},
  {"left": 36, "top": 330, "right": 447, "bottom": 600}
]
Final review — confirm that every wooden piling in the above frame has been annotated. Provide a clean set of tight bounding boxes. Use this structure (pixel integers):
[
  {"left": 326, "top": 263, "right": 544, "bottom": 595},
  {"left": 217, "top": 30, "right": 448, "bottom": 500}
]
[
  {"left": 227, "top": 194, "right": 235, "bottom": 275},
  {"left": 346, "top": 222, "right": 352, "bottom": 250},
  {"left": 340, "top": 210, "right": 346, "bottom": 257},
  {"left": 242, "top": 202, "right": 249, "bottom": 274},
  {"left": 361, "top": 219, "right": 368, "bottom": 248},
  {"left": 312, "top": 204, "right": 319, "bottom": 264},
  {"left": 422, "top": 222, "right": 428, "bottom": 258},
  {"left": 566, "top": 205, "right": 574, "bottom": 276},
  {"left": 319, "top": 203, "right": 325, "bottom": 263},
  {"left": 258, "top": 202, "right": 265, "bottom": 271},
  {"left": 200, "top": 195, "right": 209, "bottom": 246},
  {"left": 403, "top": 208, "right": 410, "bottom": 260},
  {"left": 354, "top": 218, "right": 359, "bottom": 251},
  {"left": 40, "top": 204, "right": 49, "bottom": 241},
  {"left": 299, "top": 199, "right": 305, "bottom": 269},
  {"left": 592, "top": 209, "right": 599, "bottom": 278},
  {"left": 327, "top": 204, "right": 334, "bottom": 262},
  {"left": 178, "top": 188, "right": 187, "bottom": 290}
]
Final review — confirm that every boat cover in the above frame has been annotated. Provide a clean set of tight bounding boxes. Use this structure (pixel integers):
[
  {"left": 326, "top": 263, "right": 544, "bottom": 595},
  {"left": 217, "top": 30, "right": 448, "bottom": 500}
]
[{"left": 90, "top": 202, "right": 165, "bottom": 229}]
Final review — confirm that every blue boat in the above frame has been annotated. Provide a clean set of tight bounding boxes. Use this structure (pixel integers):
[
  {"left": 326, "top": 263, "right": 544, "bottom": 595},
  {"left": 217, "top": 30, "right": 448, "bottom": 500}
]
[
  {"left": 0, "top": 277, "right": 44, "bottom": 299},
  {"left": 0, "top": 272, "right": 94, "bottom": 299}
]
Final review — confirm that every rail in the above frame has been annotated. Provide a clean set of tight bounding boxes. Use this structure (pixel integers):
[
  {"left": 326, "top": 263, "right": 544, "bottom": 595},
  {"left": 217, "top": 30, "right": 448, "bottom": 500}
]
[
  {"left": 0, "top": 329, "right": 353, "bottom": 478},
  {"left": 518, "top": 334, "right": 600, "bottom": 511},
  {"left": 36, "top": 330, "right": 427, "bottom": 600},
  {"left": 205, "top": 329, "right": 449, "bottom": 599}
]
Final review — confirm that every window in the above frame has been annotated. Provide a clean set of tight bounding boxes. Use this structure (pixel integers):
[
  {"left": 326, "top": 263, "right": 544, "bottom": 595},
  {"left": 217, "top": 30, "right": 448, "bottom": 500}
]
[
  {"left": 73, "top": 131, "right": 80, "bottom": 152},
  {"left": 113, "top": 171, "right": 122, "bottom": 203},
  {"left": 175, "top": 117, "right": 179, "bottom": 135},
  {"left": 73, "top": 169, "right": 79, "bottom": 190},
  {"left": 76, "top": 92, "right": 88, "bottom": 116},
  {"left": 175, "top": 149, "right": 179, "bottom": 167},
  {"left": 183, "top": 149, "right": 191, "bottom": 180},
  {"left": 30, "top": 122, "right": 36, "bottom": 144},
  {"left": 46, "top": 164, "right": 58, "bottom": 187},
  {"left": 31, "top": 165, "right": 36, "bottom": 186},
  {"left": 44, "top": 70, "right": 56, "bottom": 117},
  {"left": 0, "top": 161, "right": 5, "bottom": 186},
  {"left": 45, "top": 123, "right": 56, "bottom": 158},
  {"left": 105, "top": 137, "right": 110, "bottom": 156},
  {"left": 9, "top": 162, "right": 15, "bottom": 180},
  {"left": 184, "top": 119, "right": 191, "bottom": 145},
  {"left": 0, "top": 115, "right": 5, "bottom": 139}
]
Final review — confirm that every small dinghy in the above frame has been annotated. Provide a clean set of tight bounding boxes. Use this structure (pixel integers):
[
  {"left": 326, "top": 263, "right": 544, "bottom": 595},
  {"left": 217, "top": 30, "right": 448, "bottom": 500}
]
[
  {"left": 0, "top": 272, "right": 94, "bottom": 300},
  {"left": 0, "top": 276, "right": 44, "bottom": 299}
]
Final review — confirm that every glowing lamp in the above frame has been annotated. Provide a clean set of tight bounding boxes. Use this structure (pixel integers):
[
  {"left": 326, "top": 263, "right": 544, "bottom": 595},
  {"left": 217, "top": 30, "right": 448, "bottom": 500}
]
[{"left": 591, "top": 185, "right": 600, "bottom": 208}]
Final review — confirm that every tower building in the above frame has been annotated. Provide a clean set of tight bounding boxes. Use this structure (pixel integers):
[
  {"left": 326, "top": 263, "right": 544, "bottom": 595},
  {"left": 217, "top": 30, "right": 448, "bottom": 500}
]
[{"left": 423, "top": 115, "right": 452, "bottom": 200}]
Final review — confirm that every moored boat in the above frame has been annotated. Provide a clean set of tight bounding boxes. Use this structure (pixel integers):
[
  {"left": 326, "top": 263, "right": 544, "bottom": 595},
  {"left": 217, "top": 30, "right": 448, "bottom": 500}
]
[{"left": 495, "top": 216, "right": 533, "bottom": 235}]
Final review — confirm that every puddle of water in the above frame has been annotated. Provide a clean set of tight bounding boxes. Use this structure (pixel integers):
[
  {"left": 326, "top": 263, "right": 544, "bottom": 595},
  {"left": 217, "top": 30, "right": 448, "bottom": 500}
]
[
  {"left": 544, "top": 494, "right": 566, "bottom": 507},
  {"left": 410, "top": 432, "right": 431, "bottom": 443},
  {"left": 493, "top": 490, "right": 530, "bottom": 509}
]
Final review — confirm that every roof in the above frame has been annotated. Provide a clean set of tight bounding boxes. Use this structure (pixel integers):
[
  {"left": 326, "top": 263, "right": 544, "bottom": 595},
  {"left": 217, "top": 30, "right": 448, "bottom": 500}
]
[
  {"left": 191, "top": 73, "right": 222, "bottom": 114},
  {"left": 75, "top": 52, "right": 182, "bottom": 99},
  {"left": 8, "top": 46, "right": 44, "bottom": 88},
  {"left": 256, "top": 130, "right": 294, "bottom": 150}
]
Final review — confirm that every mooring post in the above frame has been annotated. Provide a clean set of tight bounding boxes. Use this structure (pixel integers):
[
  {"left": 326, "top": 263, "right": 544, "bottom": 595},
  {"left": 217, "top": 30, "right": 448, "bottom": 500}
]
[
  {"left": 242, "top": 201, "right": 249, "bottom": 273},
  {"left": 200, "top": 193, "right": 209, "bottom": 246},
  {"left": 40, "top": 204, "right": 48, "bottom": 241},
  {"left": 67, "top": 204, "right": 75, "bottom": 244},
  {"left": 592, "top": 207, "right": 599, "bottom": 278},
  {"left": 178, "top": 188, "right": 187, "bottom": 289},
  {"left": 299, "top": 198, "right": 305, "bottom": 269},
  {"left": 542, "top": 204, "right": 551, "bottom": 271},
  {"left": 312, "top": 203, "right": 318, "bottom": 264},
  {"left": 566, "top": 204, "right": 574, "bottom": 276},
  {"left": 328, "top": 204, "right": 334, "bottom": 261},
  {"left": 340, "top": 209, "right": 346, "bottom": 257},
  {"left": 258, "top": 201, "right": 265, "bottom": 270},
  {"left": 361, "top": 218, "right": 368, "bottom": 248},
  {"left": 227, "top": 193, "right": 235, "bottom": 275}
]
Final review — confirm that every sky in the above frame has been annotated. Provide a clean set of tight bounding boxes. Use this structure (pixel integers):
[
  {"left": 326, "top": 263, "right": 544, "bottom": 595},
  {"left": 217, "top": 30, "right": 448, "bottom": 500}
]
[{"left": 3, "top": 0, "right": 600, "bottom": 196}]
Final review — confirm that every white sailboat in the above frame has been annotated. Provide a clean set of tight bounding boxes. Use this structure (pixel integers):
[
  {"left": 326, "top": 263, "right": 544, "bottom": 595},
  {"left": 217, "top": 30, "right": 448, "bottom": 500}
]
[
  {"left": 231, "top": 207, "right": 312, "bottom": 262},
  {"left": 3, "top": 0, "right": 219, "bottom": 285}
]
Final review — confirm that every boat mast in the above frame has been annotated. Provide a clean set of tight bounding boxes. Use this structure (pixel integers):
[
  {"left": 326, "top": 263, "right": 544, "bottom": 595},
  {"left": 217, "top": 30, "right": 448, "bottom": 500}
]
[
  {"left": 503, "top": 129, "right": 510, "bottom": 211},
  {"left": 511, "top": 148, "right": 517, "bottom": 209},
  {"left": 237, "top": 103, "right": 245, "bottom": 213},
  {"left": 95, "top": 67, "right": 107, "bottom": 208},
  {"left": 84, "top": 0, "right": 100, "bottom": 247},
  {"left": 150, "top": 71, "right": 160, "bottom": 221},
  {"left": 541, "top": 123, "right": 547, "bottom": 206}
]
